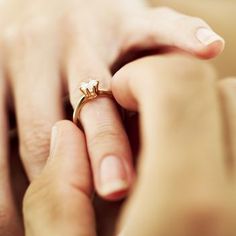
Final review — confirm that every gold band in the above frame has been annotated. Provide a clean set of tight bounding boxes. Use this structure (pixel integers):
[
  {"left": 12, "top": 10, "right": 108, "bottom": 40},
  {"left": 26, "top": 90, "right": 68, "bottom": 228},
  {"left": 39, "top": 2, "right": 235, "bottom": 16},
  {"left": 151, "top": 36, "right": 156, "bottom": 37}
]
[{"left": 73, "top": 80, "right": 113, "bottom": 127}]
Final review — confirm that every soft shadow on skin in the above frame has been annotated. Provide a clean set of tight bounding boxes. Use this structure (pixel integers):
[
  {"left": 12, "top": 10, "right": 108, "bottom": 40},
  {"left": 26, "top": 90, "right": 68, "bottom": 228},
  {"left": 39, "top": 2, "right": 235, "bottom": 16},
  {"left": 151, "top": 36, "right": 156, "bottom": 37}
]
[
  {"left": 111, "top": 46, "right": 177, "bottom": 75},
  {"left": 9, "top": 129, "right": 29, "bottom": 226}
]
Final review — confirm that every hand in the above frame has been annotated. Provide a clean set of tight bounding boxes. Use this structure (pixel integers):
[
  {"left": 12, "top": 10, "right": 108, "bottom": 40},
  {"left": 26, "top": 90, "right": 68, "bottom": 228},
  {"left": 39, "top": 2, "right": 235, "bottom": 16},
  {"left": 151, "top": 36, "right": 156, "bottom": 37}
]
[
  {"left": 112, "top": 55, "right": 236, "bottom": 235},
  {"left": 23, "top": 121, "right": 97, "bottom": 236},
  {"left": 23, "top": 55, "right": 235, "bottom": 236}
]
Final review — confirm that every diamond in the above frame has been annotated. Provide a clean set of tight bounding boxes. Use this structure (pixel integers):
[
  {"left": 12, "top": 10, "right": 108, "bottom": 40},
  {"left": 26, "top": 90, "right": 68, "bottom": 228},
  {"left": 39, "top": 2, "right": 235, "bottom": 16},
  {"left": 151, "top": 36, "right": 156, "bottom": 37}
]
[
  {"left": 89, "top": 80, "right": 98, "bottom": 87},
  {"left": 80, "top": 80, "right": 99, "bottom": 96}
]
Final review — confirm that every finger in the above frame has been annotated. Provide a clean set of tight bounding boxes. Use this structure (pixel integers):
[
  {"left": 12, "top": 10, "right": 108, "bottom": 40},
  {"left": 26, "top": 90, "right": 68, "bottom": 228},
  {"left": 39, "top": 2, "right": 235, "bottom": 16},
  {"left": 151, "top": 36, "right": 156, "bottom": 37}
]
[
  {"left": 24, "top": 121, "right": 96, "bottom": 236},
  {"left": 113, "top": 55, "right": 227, "bottom": 235},
  {"left": 47, "top": 121, "right": 93, "bottom": 197},
  {"left": 6, "top": 22, "right": 64, "bottom": 180},
  {"left": 0, "top": 74, "right": 24, "bottom": 235},
  {"left": 123, "top": 7, "right": 225, "bottom": 59},
  {"left": 66, "top": 44, "right": 135, "bottom": 201}
]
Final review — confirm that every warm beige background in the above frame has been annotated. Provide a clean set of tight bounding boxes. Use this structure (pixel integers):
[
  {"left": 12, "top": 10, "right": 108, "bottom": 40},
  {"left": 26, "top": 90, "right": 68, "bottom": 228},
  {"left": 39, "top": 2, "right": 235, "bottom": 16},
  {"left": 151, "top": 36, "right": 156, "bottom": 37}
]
[{"left": 149, "top": 0, "right": 236, "bottom": 78}]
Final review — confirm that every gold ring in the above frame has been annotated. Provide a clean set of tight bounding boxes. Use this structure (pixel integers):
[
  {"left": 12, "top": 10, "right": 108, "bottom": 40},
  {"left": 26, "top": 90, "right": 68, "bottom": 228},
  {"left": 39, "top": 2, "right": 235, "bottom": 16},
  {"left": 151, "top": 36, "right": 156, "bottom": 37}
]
[{"left": 73, "top": 80, "right": 113, "bottom": 127}]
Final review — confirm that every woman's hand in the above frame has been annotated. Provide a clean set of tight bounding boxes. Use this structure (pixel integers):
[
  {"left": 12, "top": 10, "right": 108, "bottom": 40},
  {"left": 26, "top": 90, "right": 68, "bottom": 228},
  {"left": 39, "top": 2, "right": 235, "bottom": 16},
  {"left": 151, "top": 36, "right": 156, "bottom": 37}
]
[{"left": 112, "top": 55, "right": 236, "bottom": 235}]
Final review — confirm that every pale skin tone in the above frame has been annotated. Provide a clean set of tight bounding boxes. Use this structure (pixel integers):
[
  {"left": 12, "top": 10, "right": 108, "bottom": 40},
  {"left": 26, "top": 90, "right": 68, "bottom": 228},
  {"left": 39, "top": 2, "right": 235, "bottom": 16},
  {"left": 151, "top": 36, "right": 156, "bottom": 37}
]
[
  {"left": 22, "top": 1, "right": 236, "bottom": 229},
  {"left": 23, "top": 54, "right": 236, "bottom": 236},
  {"left": 0, "top": 0, "right": 224, "bottom": 196},
  {"left": 0, "top": 0, "right": 234, "bottom": 235},
  {"left": 113, "top": 55, "right": 236, "bottom": 236}
]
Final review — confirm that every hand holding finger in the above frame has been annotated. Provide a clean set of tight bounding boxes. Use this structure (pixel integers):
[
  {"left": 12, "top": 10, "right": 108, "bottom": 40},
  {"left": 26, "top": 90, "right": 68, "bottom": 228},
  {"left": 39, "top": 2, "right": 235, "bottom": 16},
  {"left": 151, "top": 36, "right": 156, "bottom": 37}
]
[
  {"left": 112, "top": 55, "right": 230, "bottom": 235},
  {"left": 23, "top": 121, "right": 96, "bottom": 236}
]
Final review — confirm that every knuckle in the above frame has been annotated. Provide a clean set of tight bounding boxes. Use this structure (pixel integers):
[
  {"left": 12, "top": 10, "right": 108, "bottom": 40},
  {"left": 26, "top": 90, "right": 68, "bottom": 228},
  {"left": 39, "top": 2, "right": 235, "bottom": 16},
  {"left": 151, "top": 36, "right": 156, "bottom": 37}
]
[
  {"left": 20, "top": 119, "right": 52, "bottom": 165},
  {"left": 64, "top": 13, "right": 79, "bottom": 32},
  {"left": 2, "top": 25, "right": 23, "bottom": 47},
  {"left": 22, "top": 17, "right": 52, "bottom": 39},
  {"left": 154, "top": 55, "right": 216, "bottom": 84},
  {"left": 2, "top": 18, "right": 51, "bottom": 48},
  {"left": 136, "top": 56, "right": 217, "bottom": 114},
  {"left": 87, "top": 123, "right": 122, "bottom": 150},
  {"left": 146, "top": 55, "right": 217, "bottom": 88},
  {"left": 176, "top": 15, "right": 207, "bottom": 28},
  {"left": 190, "top": 16, "right": 208, "bottom": 27}
]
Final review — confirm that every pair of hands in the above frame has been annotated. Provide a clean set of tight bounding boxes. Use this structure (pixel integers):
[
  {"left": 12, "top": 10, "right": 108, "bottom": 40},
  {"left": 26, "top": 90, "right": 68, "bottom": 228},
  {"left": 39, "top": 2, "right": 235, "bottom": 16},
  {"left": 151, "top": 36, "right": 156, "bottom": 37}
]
[
  {"left": 0, "top": 0, "right": 224, "bottom": 185},
  {"left": 24, "top": 54, "right": 236, "bottom": 236},
  {"left": 0, "top": 0, "right": 226, "bottom": 235}
]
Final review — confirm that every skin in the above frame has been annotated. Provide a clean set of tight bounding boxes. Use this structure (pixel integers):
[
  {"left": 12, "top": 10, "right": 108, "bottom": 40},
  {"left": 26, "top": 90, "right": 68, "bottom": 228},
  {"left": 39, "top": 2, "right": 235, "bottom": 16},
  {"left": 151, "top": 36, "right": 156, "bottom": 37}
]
[
  {"left": 23, "top": 54, "right": 236, "bottom": 236},
  {"left": 112, "top": 55, "right": 234, "bottom": 235},
  {"left": 0, "top": 2, "right": 226, "bottom": 234},
  {"left": 0, "top": 0, "right": 232, "bottom": 235},
  {"left": 151, "top": 0, "right": 236, "bottom": 77},
  {"left": 0, "top": 0, "right": 224, "bottom": 196},
  {"left": 22, "top": 1, "right": 236, "bottom": 235}
]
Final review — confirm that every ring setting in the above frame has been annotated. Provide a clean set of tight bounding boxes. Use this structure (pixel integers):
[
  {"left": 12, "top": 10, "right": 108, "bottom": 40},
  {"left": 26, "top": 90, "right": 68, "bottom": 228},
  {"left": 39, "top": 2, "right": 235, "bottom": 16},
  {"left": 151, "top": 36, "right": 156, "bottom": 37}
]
[
  {"left": 80, "top": 80, "right": 99, "bottom": 98},
  {"left": 73, "top": 80, "right": 113, "bottom": 126}
]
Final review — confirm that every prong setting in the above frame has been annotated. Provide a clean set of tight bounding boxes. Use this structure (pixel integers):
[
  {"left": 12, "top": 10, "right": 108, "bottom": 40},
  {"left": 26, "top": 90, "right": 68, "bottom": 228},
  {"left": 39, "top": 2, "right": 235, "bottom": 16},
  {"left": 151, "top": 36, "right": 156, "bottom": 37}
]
[
  {"left": 73, "top": 79, "right": 113, "bottom": 127},
  {"left": 80, "top": 80, "right": 99, "bottom": 98}
]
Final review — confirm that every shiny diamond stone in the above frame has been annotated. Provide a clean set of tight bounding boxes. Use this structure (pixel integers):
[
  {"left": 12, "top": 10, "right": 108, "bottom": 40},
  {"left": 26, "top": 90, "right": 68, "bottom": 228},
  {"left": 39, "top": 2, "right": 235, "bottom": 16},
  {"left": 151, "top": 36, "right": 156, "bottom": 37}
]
[{"left": 80, "top": 80, "right": 99, "bottom": 95}]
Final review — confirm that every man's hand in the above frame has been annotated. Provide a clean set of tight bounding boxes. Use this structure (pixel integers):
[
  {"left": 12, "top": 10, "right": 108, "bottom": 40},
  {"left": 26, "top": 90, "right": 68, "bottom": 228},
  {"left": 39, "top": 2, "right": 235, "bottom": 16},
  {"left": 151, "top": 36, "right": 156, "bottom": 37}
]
[
  {"left": 23, "top": 54, "right": 236, "bottom": 236},
  {"left": 112, "top": 55, "right": 236, "bottom": 235},
  {"left": 23, "top": 121, "right": 96, "bottom": 236}
]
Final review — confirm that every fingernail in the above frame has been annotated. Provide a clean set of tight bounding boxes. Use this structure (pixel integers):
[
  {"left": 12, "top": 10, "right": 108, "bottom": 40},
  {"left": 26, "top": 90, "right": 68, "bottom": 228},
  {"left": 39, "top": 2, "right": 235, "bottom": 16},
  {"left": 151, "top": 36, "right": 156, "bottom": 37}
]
[
  {"left": 196, "top": 28, "right": 224, "bottom": 46},
  {"left": 100, "top": 156, "right": 129, "bottom": 196},
  {"left": 49, "top": 126, "right": 58, "bottom": 158}
]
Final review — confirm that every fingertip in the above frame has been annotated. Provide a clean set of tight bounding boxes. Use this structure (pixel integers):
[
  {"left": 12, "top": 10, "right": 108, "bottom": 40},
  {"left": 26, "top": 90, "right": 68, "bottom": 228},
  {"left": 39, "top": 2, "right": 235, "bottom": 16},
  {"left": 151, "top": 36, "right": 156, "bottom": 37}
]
[
  {"left": 195, "top": 39, "right": 225, "bottom": 59},
  {"left": 97, "top": 155, "right": 134, "bottom": 201},
  {"left": 194, "top": 27, "right": 225, "bottom": 59},
  {"left": 112, "top": 69, "right": 138, "bottom": 111},
  {"left": 49, "top": 120, "right": 86, "bottom": 161}
]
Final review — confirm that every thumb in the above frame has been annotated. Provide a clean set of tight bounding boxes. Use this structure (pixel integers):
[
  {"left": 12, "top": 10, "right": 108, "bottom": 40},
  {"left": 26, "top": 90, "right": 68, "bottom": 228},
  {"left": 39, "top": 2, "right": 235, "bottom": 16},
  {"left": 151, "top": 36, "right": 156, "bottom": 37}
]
[{"left": 23, "top": 120, "right": 96, "bottom": 236}]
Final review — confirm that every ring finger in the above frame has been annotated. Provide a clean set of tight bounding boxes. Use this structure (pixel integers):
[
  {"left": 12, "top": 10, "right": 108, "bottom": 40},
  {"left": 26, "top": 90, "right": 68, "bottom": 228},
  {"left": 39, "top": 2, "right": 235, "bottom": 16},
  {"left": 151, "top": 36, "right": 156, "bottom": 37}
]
[{"left": 66, "top": 41, "right": 135, "bottom": 201}]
